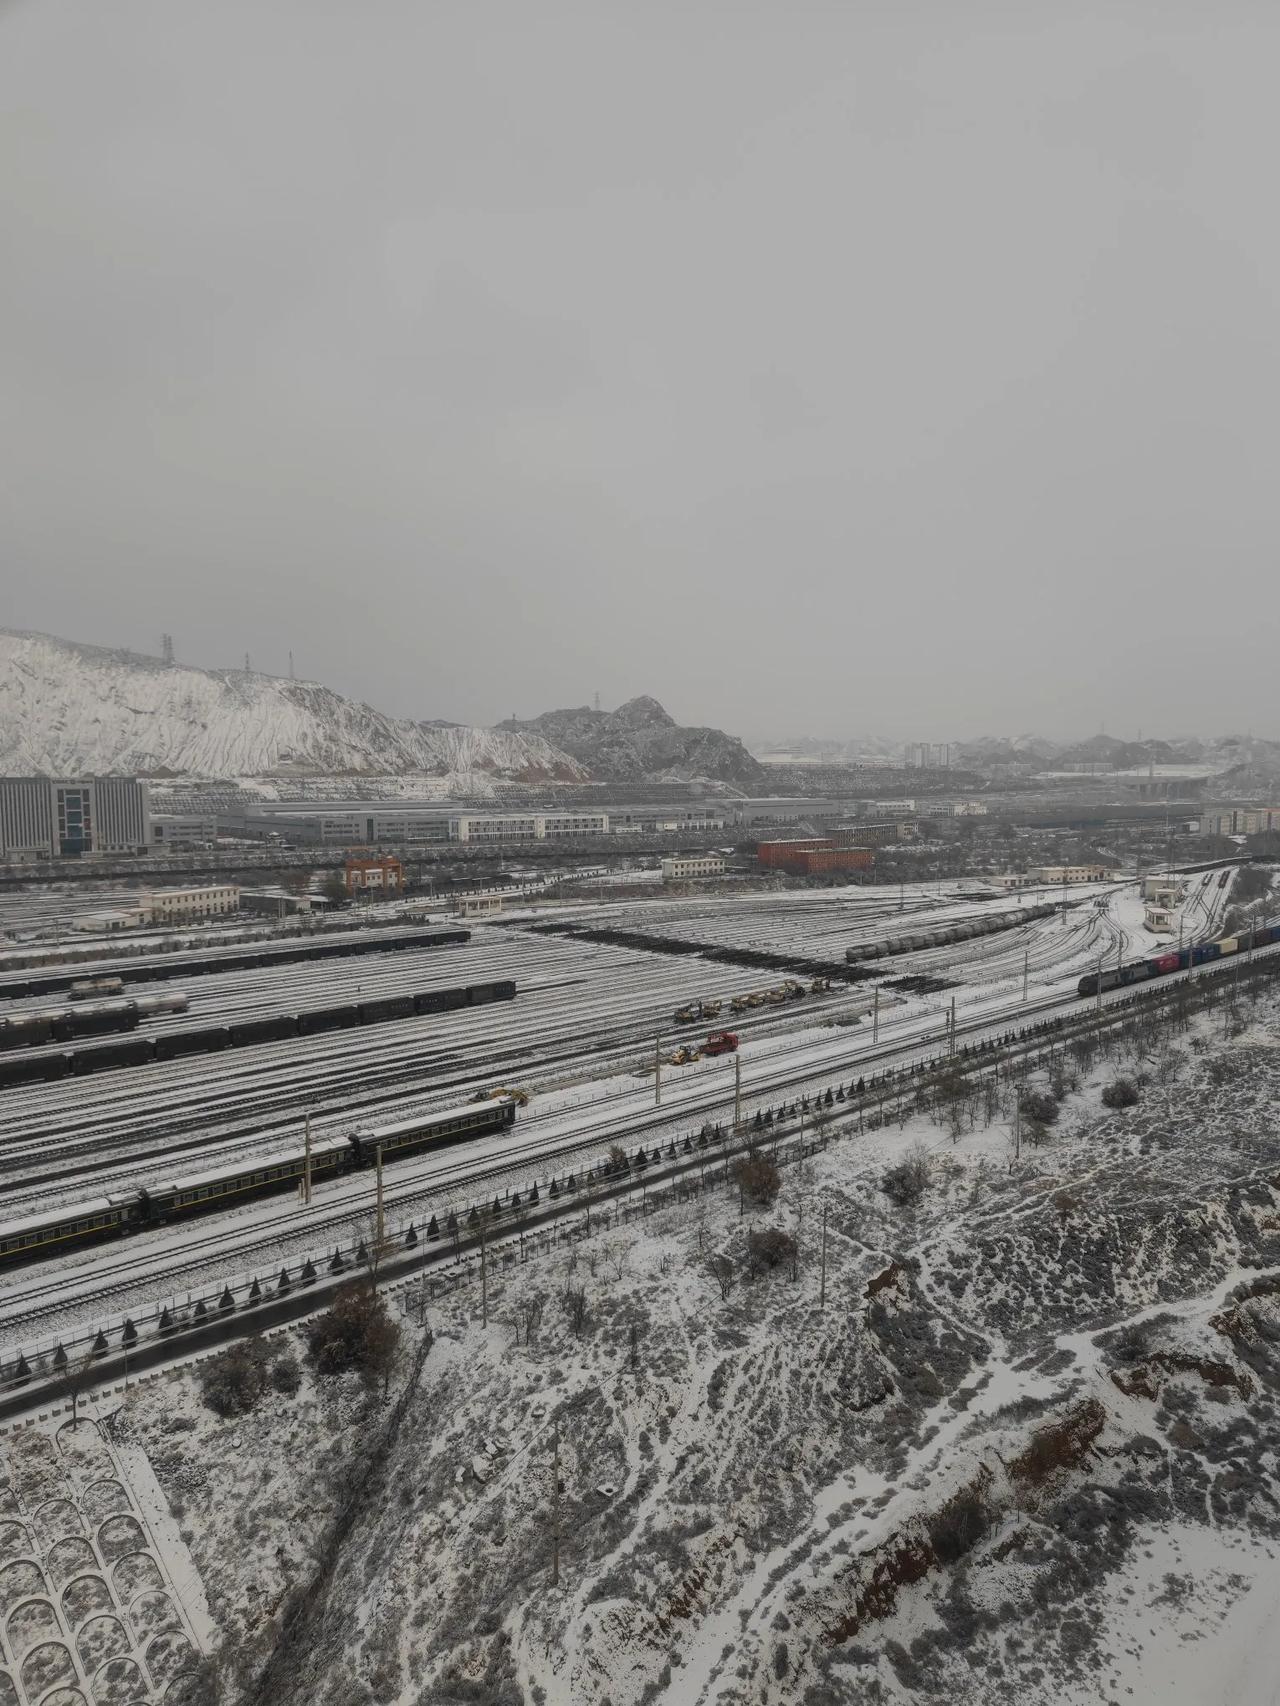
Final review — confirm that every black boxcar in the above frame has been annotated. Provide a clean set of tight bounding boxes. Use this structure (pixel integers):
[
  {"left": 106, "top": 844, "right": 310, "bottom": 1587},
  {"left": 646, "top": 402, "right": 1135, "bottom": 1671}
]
[
  {"left": 297, "top": 1003, "right": 358, "bottom": 1036},
  {"left": 0, "top": 1053, "right": 53, "bottom": 1088},
  {"left": 155, "top": 1027, "right": 231, "bottom": 1060},
  {"left": 358, "top": 995, "right": 416, "bottom": 1024},
  {"left": 70, "top": 1037, "right": 156, "bottom": 1075},
  {"left": 228, "top": 1014, "right": 300, "bottom": 1046},
  {"left": 415, "top": 987, "right": 469, "bottom": 1015}
]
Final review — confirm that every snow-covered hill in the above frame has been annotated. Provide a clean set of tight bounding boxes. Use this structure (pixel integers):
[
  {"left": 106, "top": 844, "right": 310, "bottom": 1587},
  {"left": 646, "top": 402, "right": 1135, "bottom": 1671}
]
[
  {"left": 511, "top": 695, "right": 768, "bottom": 789},
  {"left": 0, "top": 630, "right": 588, "bottom": 786}
]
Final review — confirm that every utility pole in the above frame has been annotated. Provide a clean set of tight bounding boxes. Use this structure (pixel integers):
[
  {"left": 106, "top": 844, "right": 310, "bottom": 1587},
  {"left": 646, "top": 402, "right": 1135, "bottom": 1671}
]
[
  {"left": 375, "top": 1145, "right": 385, "bottom": 1249},
  {"left": 873, "top": 986, "right": 880, "bottom": 1045},
  {"left": 819, "top": 1199, "right": 828, "bottom": 1311},
  {"left": 1013, "top": 1091, "right": 1021, "bottom": 1164},
  {"left": 479, "top": 1217, "right": 488, "bottom": 1327},
  {"left": 1096, "top": 951, "right": 1104, "bottom": 1018},
  {"left": 733, "top": 1052, "right": 742, "bottom": 1133},
  {"left": 551, "top": 1416, "right": 561, "bottom": 1586},
  {"left": 654, "top": 1035, "right": 662, "bottom": 1106},
  {"left": 301, "top": 1110, "right": 313, "bottom": 1205},
  {"left": 1022, "top": 945, "right": 1029, "bottom": 1003},
  {"left": 948, "top": 996, "right": 956, "bottom": 1057}
]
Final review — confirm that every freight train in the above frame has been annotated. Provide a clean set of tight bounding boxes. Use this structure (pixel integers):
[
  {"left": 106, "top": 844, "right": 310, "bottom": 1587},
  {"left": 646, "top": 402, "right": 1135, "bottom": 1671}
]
[
  {"left": 0, "top": 993, "right": 189, "bottom": 1053},
  {"left": 1077, "top": 924, "right": 1280, "bottom": 997},
  {"left": 845, "top": 904, "right": 1057, "bottom": 963},
  {"left": 0, "top": 979, "right": 516, "bottom": 1089},
  {"left": 0, "top": 1095, "right": 518, "bottom": 1267},
  {"left": 0, "top": 924, "right": 471, "bottom": 1002}
]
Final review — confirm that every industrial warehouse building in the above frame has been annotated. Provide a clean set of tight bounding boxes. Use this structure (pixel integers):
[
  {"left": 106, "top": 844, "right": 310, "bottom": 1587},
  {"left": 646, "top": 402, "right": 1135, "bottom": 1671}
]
[
  {"left": 757, "top": 838, "right": 874, "bottom": 877},
  {"left": 998, "top": 865, "right": 1114, "bottom": 890},
  {"left": 0, "top": 776, "right": 150, "bottom": 861},
  {"left": 661, "top": 852, "right": 726, "bottom": 882},
  {"left": 216, "top": 801, "right": 715, "bottom": 847},
  {"left": 453, "top": 812, "right": 609, "bottom": 842},
  {"left": 147, "top": 885, "right": 241, "bottom": 922},
  {"left": 70, "top": 885, "right": 241, "bottom": 931}
]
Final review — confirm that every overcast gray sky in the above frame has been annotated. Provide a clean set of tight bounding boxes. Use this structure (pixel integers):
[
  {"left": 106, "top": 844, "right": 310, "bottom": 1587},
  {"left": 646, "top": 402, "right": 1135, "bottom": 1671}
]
[{"left": 2, "top": 1, "right": 1277, "bottom": 743}]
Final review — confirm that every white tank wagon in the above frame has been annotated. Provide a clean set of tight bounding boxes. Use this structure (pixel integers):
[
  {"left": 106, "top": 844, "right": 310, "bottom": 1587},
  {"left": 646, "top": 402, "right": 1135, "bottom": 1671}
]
[
  {"left": 0, "top": 991, "right": 189, "bottom": 1050},
  {"left": 845, "top": 904, "right": 1057, "bottom": 963}
]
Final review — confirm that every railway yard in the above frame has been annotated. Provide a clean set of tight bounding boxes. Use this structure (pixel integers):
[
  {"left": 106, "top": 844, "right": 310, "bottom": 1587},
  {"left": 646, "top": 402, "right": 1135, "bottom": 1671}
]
[{"left": 0, "top": 866, "right": 1254, "bottom": 1367}]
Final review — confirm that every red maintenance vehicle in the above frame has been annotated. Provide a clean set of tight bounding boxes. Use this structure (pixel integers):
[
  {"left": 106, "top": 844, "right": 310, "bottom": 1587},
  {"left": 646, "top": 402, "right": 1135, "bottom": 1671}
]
[{"left": 702, "top": 1030, "right": 739, "bottom": 1057}]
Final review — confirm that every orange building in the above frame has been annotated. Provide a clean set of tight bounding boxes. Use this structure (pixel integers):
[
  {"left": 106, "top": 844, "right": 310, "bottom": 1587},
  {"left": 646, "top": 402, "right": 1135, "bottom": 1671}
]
[
  {"left": 757, "top": 838, "right": 873, "bottom": 877},
  {"left": 345, "top": 854, "right": 404, "bottom": 895}
]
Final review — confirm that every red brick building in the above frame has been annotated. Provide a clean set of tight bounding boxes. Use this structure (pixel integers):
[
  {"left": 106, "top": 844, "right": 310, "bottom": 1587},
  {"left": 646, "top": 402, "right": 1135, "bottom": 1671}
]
[
  {"left": 345, "top": 854, "right": 404, "bottom": 895},
  {"left": 757, "top": 838, "right": 874, "bottom": 877}
]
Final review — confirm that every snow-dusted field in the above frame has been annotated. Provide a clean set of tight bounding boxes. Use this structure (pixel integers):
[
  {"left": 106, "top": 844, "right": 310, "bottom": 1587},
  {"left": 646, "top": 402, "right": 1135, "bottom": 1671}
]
[{"left": 84, "top": 983, "right": 1280, "bottom": 1705}]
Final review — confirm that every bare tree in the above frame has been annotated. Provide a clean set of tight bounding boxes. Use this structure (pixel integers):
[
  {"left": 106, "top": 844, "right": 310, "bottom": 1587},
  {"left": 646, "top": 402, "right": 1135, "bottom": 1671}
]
[
  {"left": 600, "top": 1239, "right": 631, "bottom": 1282},
  {"left": 360, "top": 1215, "right": 398, "bottom": 1291},
  {"left": 707, "top": 1254, "right": 736, "bottom": 1302},
  {"left": 521, "top": 1293, "right": 545, "bottom": 1346},
  {"left": 564, "top": 1287, "right": 589, "bottom": 1337},
  {"left": 55, "top": 1347, "right": 96, "bottom": 1428}
]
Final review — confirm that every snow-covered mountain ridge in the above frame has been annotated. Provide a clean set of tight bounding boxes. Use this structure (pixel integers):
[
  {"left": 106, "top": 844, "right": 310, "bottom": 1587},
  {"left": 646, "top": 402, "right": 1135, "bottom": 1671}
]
[{"left": 0, "top": 630, "right": 588, "bottom": 786}]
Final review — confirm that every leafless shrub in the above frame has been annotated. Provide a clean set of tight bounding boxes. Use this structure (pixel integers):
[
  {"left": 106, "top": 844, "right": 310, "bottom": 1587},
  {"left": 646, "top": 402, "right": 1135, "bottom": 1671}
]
[
  {"left": 1019, "top": 1090, "right": 1060, "bottom": 1126},
  {"left": 747, "top": 1227, "right": 797, "bottom": 1275},
  {"left": 881, "top": 1142, "right": 930, "bottom": 1207},
  {"left": 735, "top": 1153, "right": 781, "bottom": 1207},
  {"left": 1051, "top": 1191, "right": 1079, "bottom": 1225},
  {"left": 1101, "top": 1078, "right": 1140, "bottom": 1110},
  {"left": 306, "top": 1281, "right": 401, "bottom": 1392},
  {"left": 925, "top": 1474, "right": 992, "bottom": 1564},
  {"left": 200, "top": 1338, "right": 272, "bottom": 1418},
  {"left": 1009, "top": 1398, "right": 1106, "bottom": 1490},
  {"left": 270, "top": 1352, "right": 302, "bottom": 1396}
]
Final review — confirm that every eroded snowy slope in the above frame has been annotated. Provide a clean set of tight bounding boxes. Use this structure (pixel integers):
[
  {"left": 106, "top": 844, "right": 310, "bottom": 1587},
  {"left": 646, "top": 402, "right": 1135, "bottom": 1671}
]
[{"left": 0, "top": 629, "right": 587, "bottom": 782}]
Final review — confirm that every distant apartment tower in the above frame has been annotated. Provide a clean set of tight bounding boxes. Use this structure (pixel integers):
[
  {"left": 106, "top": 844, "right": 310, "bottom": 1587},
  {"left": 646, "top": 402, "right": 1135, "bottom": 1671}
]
[
  {"left": 908, "top": 743, "right": 952, "bottom": 768},
  {"left": 1201, "top": 807, "right": 1280, "bottom": 837},
  {"left": 0, "top": 776, "right": 150, "bottom": 861}
]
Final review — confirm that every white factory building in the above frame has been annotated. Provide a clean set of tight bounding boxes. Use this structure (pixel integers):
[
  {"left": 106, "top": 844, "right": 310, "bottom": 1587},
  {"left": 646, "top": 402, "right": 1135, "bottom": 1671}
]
[{"left": 0, "top": 776, "right": 150, "bottom": 861}]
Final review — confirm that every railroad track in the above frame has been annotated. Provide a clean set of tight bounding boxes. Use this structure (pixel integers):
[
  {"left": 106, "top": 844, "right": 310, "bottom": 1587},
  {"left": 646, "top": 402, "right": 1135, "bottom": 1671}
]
[{"left": 0, "top": 961, "right": 1211, "bottom": 1343}]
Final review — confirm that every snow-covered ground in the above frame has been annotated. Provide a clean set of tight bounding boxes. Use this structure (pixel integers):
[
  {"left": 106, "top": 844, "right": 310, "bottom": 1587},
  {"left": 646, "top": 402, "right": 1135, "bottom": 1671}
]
[{"left": 87, "top": 982, "right": 1280, "bottom": 1705}]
